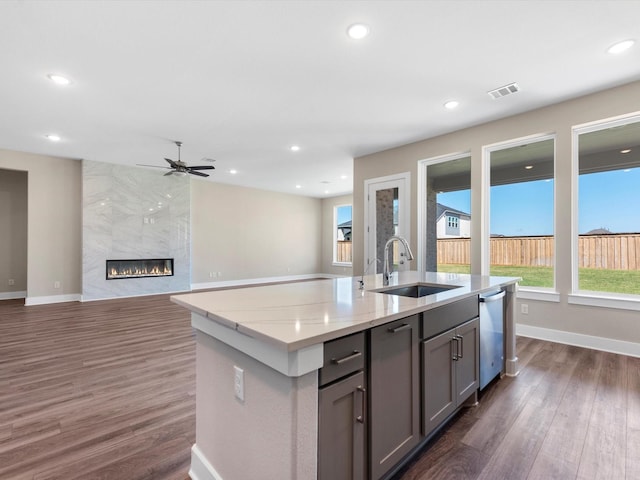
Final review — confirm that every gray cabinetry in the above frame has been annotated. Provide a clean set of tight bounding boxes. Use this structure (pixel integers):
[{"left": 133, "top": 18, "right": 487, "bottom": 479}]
[
  {"left": 422, "top": 317, "right": 479, "bottom": 436},
  {"left": 318, "top": 332, "right": 366, "bottom": 480},
  {"left": 369, "top": 315, "right": 420, "bottom": 480}
]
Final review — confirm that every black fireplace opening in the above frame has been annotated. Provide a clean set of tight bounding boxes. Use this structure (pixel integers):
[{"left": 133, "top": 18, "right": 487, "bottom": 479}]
[{"left": 106, "top": 258, "right": 174, "bottom": 280}]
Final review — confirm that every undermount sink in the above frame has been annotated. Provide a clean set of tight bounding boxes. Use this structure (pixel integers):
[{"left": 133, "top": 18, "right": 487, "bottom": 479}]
[{"left": 376, "top": 283, "right": 461, "bottom": 298}]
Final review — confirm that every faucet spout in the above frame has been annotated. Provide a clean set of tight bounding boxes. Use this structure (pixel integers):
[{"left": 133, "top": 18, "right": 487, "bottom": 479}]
[{"left": 382, "top": 235, "right": 414, "bottom": 286}]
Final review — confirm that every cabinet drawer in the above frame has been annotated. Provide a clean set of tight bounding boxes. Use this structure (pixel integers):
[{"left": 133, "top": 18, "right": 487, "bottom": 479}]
[
  {"left": 422, "top": 295, "right": 479, "bottom": 340},
  {"left": 319, "top": 332, "right": 366, "bottom": 386}
]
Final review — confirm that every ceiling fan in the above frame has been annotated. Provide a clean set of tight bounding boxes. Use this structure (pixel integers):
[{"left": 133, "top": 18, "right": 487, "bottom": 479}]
[{"left": 139, "top": 141, "right": 216, "bottom": 177}]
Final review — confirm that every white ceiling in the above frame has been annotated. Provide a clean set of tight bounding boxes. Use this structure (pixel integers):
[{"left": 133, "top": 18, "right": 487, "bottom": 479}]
[{"left": 1, "top": 0, "right": 639, "bottom": 198}]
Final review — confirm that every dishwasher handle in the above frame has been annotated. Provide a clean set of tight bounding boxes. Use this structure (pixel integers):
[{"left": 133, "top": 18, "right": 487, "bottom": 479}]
[{"left": 479, "top": 290, "right": 505, "bottom": 303}]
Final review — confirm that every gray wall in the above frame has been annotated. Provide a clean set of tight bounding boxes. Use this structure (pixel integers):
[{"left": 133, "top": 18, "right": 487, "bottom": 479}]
[
  {"left": 354, "top": 80, "right": 640, "bottom": 349},
  {"left": 0, "top": 168, "right": 28, "bottom": 297},
  {"left": 0, "top": 149, "right": 82, "bottom": 302},
  {"left": 191, "top": 180, "right": 322, "bottom": 283},
  {"left": 0, "top": 148, "right": 329, "bottom": 303}
]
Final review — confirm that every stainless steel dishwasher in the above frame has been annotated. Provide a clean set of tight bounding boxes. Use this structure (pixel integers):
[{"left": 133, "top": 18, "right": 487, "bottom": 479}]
[{"left": 479, "top": 290, "right": 505, "bottom": 390}]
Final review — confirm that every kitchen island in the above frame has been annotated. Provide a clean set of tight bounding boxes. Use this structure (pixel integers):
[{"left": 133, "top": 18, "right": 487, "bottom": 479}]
[{"left": 171, "top": 271, "right": 519, "bottom": 480}]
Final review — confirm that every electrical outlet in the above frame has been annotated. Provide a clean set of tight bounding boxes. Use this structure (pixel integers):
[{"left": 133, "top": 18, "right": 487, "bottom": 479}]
[
  {"left": 54, "top": 281, "right": 61, "bottom": 289},
  {"left": 209, "top": 272, "right": 214, "bottom": 278},
  {"left": 521, "top": 303, "right": 529, "bottom": 315},
  {"left": 217, "top": 272, "right": 222, "bottom": 277},
  {"left": 234, "top": 365, "right": 244, "bottom": 401},
  {"left": 8, "top": 279, "right": 15, "bottom": 286}
]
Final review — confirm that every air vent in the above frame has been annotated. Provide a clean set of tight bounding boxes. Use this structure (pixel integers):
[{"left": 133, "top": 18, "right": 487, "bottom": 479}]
[{"left": 488, "top": 82, "right": 520, "bottom": 99}]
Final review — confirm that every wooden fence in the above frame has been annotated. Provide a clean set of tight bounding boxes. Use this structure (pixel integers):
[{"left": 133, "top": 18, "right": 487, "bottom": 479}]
[
  {"left": 336, "top": 241, "right": 352, "bottom": 263},
  {"left": 437, "top": 234, "right": 640, "bottom": 270},
  {"left": 339, "top": 234, "right": 640, "bottom": 270}
]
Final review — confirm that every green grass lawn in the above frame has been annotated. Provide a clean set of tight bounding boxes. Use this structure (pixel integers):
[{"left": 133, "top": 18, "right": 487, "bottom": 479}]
[{"left": 437, "top": 264, "right": 640, "bottom": 295}]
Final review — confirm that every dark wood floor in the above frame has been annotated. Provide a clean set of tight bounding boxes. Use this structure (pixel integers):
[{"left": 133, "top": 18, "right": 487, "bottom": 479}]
[
  {"left": 1, "top": 295, "right": 638, "bottom": 479},
  {"left": 0, "top": 296, "right": 195, "bottom": 480}
]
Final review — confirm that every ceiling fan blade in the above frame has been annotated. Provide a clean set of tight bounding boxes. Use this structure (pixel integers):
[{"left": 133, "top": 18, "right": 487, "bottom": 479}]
[
  {"left": 186, "top": 165, "right": 216, "bottom": 170},
  {"left": 137, "top": 164, "right": 171, "bottom": 169},
  {"left": 164, "top": 157, "right": 179, "bottom": 168},
  {"left": 163, "top": 171, "right": 174, "bottom": 176},
  {"left": 188, "top": 170, "right": 210, "bottom": 177}
]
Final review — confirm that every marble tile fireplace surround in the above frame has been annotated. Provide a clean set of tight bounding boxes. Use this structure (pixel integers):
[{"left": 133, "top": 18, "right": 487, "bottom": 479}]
[{"left": 82, "top": 160, "right": 190, "bottom": 301}]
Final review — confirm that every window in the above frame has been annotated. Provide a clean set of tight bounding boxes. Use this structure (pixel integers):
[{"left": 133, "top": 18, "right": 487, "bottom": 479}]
[
  {"left": 575, "top": 116, "right": 640, "bottom": 296},
  {"left": 334, "top": 204, "right": 352, "bottom": 265},
  {"left": 447, "top": 215, "right": 460, "bottom": 236},
  {"left": 488, "top": 136, "right": 555, "bottom": 289},
  {"left": 422, "top": 154, "right": 471, "bottom": 274}
]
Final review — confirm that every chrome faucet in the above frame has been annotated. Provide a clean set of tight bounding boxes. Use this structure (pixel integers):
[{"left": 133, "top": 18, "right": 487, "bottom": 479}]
[{"left": 382, "top": 235, "right": 414, "bottom": 286}]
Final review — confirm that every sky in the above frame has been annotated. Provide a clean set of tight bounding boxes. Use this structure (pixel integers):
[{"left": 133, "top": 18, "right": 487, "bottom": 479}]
[
  {"left": 437, "top": 167, "right": 640, "bottom": 236},
  {"left": 336, "top": 205, "right": 352, "bottom": 225}
]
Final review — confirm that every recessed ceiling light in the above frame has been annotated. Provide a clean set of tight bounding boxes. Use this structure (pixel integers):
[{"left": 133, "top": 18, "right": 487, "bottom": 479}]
[
  {"left": 295, "top": 184, "right": 302, "bottom": 189},
  {"left": 229, "top": 169, "right": 238, "bottom": 174},
  {"left": 620, "top": 149, "right": 632, "bottom": 154},
  {"left": 347, "top": 23, "right": 370, "bottom": 40},
  {"left": 524, "top": 165, "right": 533, "bottom": 170},
  {"left": 47, "top": 74, "right": 71, "bottom": 86},
  {"left": 340, "top": 175, "right": 348, "bottom": 180},
  {"left": 607, "top": 39, "right": 635, "bottom": 54},
  {"left": 444, "top": 100, "right": 459, "bottom": 110},
  {"left": 290, "top": 145, "right": 300, "bottom": 152},
  {"left": 45, "top": 134, "right": 61, "bottom": 142},
  {"left": 324, "top": 190, "right": 330, "bottom": 194}
]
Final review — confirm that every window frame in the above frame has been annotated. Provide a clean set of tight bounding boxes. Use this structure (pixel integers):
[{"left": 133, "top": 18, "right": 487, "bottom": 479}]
[
  {"left": 417, "top": 151, "right": 471, "bottom": 274},
  {"left": 570, "top": 111, "right": 640, "bottom": 308},
  {"left": 481, "top": 132, "right": 557, "bottom": 293},
  {"left": 332, "top": 203, "right": 353, "bottom": 267}
]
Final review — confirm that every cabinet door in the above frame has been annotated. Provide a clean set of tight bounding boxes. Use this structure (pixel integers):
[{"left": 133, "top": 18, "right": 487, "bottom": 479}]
[
  {"left": 369, "top": 315, "right": 420, "bottom": 480},
  {"left": 455, "top": 317, "right": 479, "bottom": 404},
  {"left": 421, "top": 329, "right": 456, "bottom": 436},
  {"left": 318, "top": 371, "right": 366, "bottom": 480}
]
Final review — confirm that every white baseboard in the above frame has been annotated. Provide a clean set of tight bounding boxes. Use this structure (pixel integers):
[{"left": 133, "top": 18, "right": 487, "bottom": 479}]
[
  {"left": 191, "top": 273, "right": 342, "bottom": 291},
  {"left": 189, "top": 444, "right": 223, "bottom": 480},
  {"left": 0, "top": 290, "right": 26, "bottom": 300},
  {"left": 517, "top": 323, "right": 640, "bottom": 358},
  {"left": 20, "top": 274, "right": 345, "bottom": 306},
  {"left": 25, "top": 293, "right": 82, "bottom": 306},
  {"left": 80, "top": 288, "right": 191, "bottom": 303}
]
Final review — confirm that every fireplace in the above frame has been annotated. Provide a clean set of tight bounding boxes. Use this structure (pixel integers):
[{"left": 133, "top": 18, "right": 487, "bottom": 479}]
[{"left": 106, "top": 259, "right": 174, "bottom": 280}]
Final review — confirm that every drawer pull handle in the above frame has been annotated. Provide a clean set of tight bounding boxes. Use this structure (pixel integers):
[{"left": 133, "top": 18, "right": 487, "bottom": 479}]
[
  {"left": 388, "top": 323, "right": 411, "bottom": 334},
  {"left": 456, "top": 334, "right": 464, "bottom": 358},
  {"left": 452, "top": 337, "right": 459, "bottom": 361},
  {"left": 331, "top": 350, "right": 362, "bottom": 365}
]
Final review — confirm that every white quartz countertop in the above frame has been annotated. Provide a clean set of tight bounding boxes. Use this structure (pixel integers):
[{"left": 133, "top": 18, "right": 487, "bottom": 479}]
[{"left": 171, "top": 271, "right": 519, "bottom": 352}]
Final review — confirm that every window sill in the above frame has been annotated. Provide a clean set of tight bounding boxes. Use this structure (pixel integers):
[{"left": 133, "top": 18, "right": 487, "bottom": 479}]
[
  {"left": 332, "top": 262, "right": 353, "bottom": 268},
  {"left": 568, "top": 292, "right": 640, "bottom": 312},
  {"left": 516, "top": 288, "right": 560, "bottom": 302}
]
